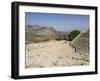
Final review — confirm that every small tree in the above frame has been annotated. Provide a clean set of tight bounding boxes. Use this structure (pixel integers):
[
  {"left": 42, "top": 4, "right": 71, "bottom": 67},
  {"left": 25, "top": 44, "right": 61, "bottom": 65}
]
[{"left": 68, "top": 30, "right": 80, "bottom": 41}]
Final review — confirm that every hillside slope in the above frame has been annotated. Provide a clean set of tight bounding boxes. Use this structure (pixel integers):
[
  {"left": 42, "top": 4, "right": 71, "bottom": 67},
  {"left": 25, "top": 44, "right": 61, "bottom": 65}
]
[{"left": 25, "top": 25, "right": 68, "bottom": 43}]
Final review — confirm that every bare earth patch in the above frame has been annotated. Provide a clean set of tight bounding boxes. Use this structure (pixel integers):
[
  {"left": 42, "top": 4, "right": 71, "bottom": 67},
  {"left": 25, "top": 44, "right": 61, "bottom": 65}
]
[{"left": 25, "top": 40, "right": 89, "bottom": 68}]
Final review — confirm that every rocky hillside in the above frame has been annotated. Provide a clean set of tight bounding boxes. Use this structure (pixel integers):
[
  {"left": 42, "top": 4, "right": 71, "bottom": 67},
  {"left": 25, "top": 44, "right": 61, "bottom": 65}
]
[{"left": 25, "top": 25, "right": 68, "bottom": 44}]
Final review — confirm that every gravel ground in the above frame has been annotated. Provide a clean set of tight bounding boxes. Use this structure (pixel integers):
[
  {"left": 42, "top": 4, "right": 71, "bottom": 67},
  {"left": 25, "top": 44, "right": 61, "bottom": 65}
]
[{"left": 25, "top": 40, "right": 89, "bottom": 68}]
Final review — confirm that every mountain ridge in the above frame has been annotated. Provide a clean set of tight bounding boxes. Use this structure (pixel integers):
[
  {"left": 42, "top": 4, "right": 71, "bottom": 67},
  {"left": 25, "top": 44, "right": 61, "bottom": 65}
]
[{"left": 25, "top": 25, "right": 68, "bottom": 44}]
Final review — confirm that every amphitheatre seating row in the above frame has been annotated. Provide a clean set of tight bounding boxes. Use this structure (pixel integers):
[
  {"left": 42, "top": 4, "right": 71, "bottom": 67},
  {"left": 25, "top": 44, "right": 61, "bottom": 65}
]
[
  {"left": 78, "top": 31, "right": 89, "bottom": 39},
  {"left": 71, "top": 38, "right": 89, "bottom": 54},
  {"left": 70, "top": 30, "right": 89, "bottom": 54}
]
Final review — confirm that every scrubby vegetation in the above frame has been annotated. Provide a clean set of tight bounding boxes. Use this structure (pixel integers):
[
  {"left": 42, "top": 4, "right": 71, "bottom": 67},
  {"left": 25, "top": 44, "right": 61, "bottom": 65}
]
[{"left": 67, "top": 30, "right": 80, "bottom": 41}]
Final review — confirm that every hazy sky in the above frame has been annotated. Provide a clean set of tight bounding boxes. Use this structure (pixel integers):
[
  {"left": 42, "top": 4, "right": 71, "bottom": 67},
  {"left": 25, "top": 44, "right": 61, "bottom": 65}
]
[{"left": 25, "top": 12, "right": 89, "bottom": 32}]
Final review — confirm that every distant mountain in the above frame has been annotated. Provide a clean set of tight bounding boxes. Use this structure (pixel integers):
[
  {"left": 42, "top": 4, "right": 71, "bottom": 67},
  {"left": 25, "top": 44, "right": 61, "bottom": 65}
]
[{"left": 25, "top": 25, "right": 68, "bottom": 44}]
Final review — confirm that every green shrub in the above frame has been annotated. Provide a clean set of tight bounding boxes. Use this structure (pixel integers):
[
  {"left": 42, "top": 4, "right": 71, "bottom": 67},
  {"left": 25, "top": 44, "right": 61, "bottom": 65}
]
[{"left": 68, "top": 30, "right": 80, "bottom": 41}]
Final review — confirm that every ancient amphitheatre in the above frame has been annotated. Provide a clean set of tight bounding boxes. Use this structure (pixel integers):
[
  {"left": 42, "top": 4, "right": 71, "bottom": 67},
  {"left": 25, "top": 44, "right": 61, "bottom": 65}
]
[{"left": 25, "top": 29, "right": 89, "bottom": 68}]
